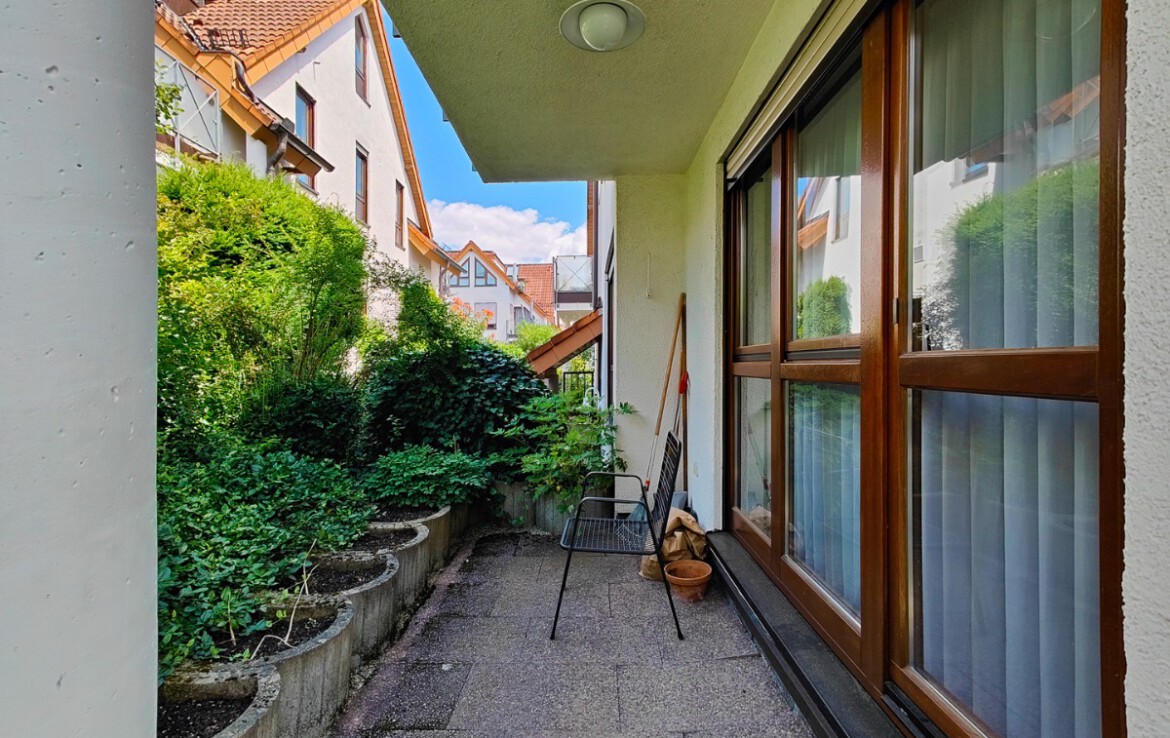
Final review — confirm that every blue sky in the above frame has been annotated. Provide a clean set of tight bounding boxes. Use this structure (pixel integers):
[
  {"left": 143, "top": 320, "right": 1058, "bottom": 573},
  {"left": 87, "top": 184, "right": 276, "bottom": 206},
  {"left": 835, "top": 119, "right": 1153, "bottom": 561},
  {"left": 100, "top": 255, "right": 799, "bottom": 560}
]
[{"left": 385, "top": 16, "right": 587, "bottom": 263}]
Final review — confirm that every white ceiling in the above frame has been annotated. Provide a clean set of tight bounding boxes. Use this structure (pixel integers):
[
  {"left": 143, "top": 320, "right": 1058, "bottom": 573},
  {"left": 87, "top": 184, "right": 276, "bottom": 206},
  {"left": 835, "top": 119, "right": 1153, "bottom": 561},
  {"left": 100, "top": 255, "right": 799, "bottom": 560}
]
[{"left": 383, "top": 0, "right": 776, "bottom": 182}]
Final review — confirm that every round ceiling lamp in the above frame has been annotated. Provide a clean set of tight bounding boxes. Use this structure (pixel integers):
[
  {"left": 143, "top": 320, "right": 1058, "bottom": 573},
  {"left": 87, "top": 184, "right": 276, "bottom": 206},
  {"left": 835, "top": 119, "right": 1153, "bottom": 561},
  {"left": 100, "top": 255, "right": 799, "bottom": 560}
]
[{"left": 560, "top": 0, "right": 646, "bottom": 52}]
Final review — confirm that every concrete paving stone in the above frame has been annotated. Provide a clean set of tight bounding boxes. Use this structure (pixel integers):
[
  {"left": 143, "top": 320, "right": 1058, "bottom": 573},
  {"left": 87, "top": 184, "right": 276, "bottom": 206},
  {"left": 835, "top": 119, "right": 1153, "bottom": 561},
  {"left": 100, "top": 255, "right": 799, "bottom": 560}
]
[
  {"left": 446, "top": 662, "right": 619, "bottom": 732},
  {"left": 363, "top": 662, "right": 471, "bottom": 731},
  {"left": 434, "top": 581, "right": 501, "bottom": 617},
  {"left": 406, "top": 615, "right": 531, "bottom": 663},
  {"left": 512, "top": 532, "right": 561, "bottom": 557},
  {"left": 681, "top": 716, "right": 815, "bottom": 738},
  {"left": 454, "top": 555, "right": 543, "bottom": 586},
  {"left": 659, "top": 615, "right": 759, "bottom": 663},
  {"left": 551, "top": 552, "right": 648, "bottom": 584},
  {"left": 491, "top": 578, "right": 612, "bottom": 618},
  {"left": 533, "top": 615, "right": 663, "bottom": 664},
  {"left": 617, "top": 657, "right": 800, "bottom": 734}
]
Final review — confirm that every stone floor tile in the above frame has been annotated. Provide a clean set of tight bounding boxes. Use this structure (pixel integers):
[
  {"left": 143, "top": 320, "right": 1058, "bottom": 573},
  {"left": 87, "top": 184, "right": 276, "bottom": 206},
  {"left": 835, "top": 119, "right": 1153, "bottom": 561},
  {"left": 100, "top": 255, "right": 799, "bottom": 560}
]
[
  {"left": 406, "top": 615, "right": 530, "bottom": 663},
  {"left": 617, "top": 657, "right": 799, "bottom": 734},
  {"left": 446, "top": 662, "right": 619, "bottom": 732}
]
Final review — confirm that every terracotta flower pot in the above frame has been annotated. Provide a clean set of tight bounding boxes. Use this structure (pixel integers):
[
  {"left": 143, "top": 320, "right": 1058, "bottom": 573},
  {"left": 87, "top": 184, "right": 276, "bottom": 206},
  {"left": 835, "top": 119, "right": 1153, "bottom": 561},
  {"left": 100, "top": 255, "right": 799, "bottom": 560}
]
[{"left": 663, "top": 559, "right": 713, "bottom": 603}]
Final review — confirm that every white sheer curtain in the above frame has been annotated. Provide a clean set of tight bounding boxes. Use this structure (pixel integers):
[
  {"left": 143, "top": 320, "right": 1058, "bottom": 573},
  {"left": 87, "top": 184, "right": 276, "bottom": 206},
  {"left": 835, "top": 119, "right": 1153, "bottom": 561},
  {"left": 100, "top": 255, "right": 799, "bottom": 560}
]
[
  {"left": 916, "top": 393, "right": 1099, "bottom": 738},
  {"left": 912, "top": 0, "right": 1102, "bottom": 736},
  {"left": 789, "top": 383, "right": 861, "bottom": 615}
]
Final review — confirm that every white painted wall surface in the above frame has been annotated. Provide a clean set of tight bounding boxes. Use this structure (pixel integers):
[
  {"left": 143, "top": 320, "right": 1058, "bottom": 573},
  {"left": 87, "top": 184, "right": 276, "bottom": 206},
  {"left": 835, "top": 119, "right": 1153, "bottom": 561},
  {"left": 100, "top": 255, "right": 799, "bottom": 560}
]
[
  {"left": 1123, "top": 0, "right": 1170, "bottom": 732},
  {"left": 612, "top": 175, "right": 687, "bottom": 500},
  {"left": 251, "top": 6, "right": 419, "bottom": 273},
  {"left": 608, "top": 0, "right": 822, "bottom": 529},
  {"left": 0, "top": 1, "right": 158, "bottom": 735}
]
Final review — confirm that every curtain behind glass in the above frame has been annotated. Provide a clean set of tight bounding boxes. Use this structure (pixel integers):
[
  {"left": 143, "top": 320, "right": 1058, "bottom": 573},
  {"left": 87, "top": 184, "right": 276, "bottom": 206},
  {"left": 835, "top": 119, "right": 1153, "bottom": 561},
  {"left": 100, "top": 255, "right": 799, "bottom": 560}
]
[
  {"left": 912, "top": 0, "right": 1100, "bottom": 352},
  {"left": 742, "top": 171, "right": 772, "bottom": 347},
  {"left": 914, "top": 392, "right": 1100, "bottom": 738},
  {"left": 788, "top": 382, "right": 861, "bottom": 615}
]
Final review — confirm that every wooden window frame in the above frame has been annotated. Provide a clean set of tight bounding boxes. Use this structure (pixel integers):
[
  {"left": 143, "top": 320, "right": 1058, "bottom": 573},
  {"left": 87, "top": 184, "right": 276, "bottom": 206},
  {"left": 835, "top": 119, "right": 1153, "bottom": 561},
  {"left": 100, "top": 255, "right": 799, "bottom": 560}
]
[
  {"left": 721, "top": 1, "right": 1126, "bottom": 736},
  {"left": 355, "top": 17, "right": 368, "bottom": 101},
  {"left": 295, "top": 86, "right": 316, "bottom": 191},
  {"left": 355, "top": 145, "right": 369, "bottom": 224}
]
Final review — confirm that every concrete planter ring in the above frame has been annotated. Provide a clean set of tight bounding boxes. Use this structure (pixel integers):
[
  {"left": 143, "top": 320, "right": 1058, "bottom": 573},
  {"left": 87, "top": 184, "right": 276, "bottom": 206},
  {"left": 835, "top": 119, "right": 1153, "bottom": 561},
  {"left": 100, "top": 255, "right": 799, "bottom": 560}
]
[
  {"left": 312, "top": 552, "right": 399, "bottom": 663},
  {"left": 246, "top": 597, "right": 355, "bottom": 738},
  {"left": 664, "top": 559, "right": 713, "bottom": 603},
  {"left": 162, "top": 666, "right": 281, "bottom": 738}
]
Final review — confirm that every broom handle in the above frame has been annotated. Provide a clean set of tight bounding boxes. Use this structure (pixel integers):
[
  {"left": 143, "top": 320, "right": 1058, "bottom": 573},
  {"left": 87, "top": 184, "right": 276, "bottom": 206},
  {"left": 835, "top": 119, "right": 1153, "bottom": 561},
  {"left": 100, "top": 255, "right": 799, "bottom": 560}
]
[{"left": 655, "top": 293, "right": 685, "bottom": 437}]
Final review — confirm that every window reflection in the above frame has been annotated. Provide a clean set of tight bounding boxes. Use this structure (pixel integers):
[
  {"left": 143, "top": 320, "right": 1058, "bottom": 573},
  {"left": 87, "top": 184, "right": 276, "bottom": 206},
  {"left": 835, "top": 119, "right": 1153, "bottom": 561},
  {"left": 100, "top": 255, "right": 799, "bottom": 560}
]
[{"left": 794, "top": 72, "right": 862, "bottom": 340}]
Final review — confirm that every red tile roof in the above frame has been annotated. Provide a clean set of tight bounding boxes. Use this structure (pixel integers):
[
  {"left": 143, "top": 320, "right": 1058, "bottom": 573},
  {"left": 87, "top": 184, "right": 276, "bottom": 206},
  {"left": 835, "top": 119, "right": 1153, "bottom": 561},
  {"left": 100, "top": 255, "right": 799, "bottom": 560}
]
[
  {"left": 182, "top": 0, "right": 338, "bottom": 56},
  {"left": 516, "top": 263, "right": 555, "bottom": 319}
]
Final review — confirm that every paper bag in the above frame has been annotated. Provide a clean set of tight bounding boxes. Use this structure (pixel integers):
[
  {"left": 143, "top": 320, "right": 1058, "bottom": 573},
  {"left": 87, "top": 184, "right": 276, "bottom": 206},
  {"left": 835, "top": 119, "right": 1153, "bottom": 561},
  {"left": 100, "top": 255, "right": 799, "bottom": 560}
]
[{"left": 640, "top": 507, "right": 708, "bottom": 581}]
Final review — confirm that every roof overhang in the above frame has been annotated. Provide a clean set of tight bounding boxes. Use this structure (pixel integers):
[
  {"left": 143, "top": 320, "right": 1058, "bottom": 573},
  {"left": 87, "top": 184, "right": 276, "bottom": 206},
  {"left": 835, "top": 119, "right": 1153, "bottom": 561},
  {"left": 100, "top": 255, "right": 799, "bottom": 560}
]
[
  {"left": 527, "top": 309, "right": 603, "bottom": 377},
  {"left": 382, "top": 0, "right": 776, "bottom": 182}
]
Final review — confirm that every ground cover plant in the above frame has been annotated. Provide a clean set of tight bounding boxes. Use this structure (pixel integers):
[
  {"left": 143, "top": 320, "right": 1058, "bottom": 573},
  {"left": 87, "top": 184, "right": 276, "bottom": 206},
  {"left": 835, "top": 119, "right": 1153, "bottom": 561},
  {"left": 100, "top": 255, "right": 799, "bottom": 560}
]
[{"left": 361, "top": 445, "right": 492, "bottom": 510}]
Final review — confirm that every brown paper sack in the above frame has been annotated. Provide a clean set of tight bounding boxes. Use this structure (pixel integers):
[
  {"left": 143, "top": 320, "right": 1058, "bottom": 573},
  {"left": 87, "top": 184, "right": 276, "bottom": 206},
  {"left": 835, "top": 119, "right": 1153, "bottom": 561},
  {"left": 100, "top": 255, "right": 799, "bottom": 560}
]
[{"left": 640, "top": 507, "right": 708, "bottom": 581}]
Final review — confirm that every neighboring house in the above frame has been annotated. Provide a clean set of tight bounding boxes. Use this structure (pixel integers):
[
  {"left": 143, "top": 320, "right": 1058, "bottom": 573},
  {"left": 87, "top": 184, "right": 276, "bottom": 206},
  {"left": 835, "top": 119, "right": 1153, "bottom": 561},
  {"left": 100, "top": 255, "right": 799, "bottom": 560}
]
[
  {"left": 514, "top": 263, "right": 556, "bottom": 325},
  {"left": 444, "top": 241, "right": 554, "bottom": 342},
  {"left": 389, "top": 2, "right": 1158, "bottom": 738},
  {"left": 153, "top": 0, "right": 453, "bottom": 322}
]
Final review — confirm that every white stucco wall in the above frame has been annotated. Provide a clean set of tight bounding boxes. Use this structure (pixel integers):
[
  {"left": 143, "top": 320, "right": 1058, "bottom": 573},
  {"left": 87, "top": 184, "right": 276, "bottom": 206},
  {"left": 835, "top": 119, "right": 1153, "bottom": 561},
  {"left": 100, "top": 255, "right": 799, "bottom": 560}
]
[
  {"left": 251, "top": 6, "right": 420, "bottom": 271},
  {"left": 596, "top": 181, "right": 617, "bottom": 407},
  {"left": 610, "top": 0, "right": 822, "bottom": 528},
  {"left": 1, "top": 1, "right": 158, "bottom": 735},
  {"left": 612, "top": 175, "right": 687, "bottom": 499},
  {"left": 1123, "top": 0, "right": 1170, "bottom": 731}
]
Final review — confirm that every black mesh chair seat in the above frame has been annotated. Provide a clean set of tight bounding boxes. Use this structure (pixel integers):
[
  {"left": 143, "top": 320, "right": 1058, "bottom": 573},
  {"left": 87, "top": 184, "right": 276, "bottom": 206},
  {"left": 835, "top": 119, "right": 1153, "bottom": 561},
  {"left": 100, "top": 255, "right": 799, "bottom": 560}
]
[
  {"left": 559, "top": 517, "right": 653, "bottom": 554},
  {"left": 551, "top": 432, "right": 685, "bottom": 641}
]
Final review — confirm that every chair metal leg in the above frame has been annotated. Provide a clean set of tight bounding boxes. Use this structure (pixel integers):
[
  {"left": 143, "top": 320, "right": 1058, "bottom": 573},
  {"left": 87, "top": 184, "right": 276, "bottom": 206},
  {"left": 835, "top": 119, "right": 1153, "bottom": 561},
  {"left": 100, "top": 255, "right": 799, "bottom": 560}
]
[
  {"left": 550, "top": 545, "right": 576, "bottom": 640},
  {"left": 655, "top": 549, "right": 684, "bottom": 640}
]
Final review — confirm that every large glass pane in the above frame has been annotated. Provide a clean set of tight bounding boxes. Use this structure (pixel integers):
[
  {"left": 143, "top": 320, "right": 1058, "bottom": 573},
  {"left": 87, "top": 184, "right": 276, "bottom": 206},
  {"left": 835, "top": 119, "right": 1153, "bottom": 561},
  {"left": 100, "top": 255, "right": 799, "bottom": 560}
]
[
  {"left": 910, "top": 0, "right": 1101, "bottom": 351},
  {"left": 794, "top": 72, "right": 862, "bottom": 340},
  {"left": 787, "top": 382, "right": 861, "bottom": 615},
  {"left": 911, "top": 391, "right": 1100, "bottom": 738},
  {"left": 740, "top": 167, "right": 772, "bottom": 347},
  {"left": 736, "top": 378, "right": 772, "bottom": 537}
]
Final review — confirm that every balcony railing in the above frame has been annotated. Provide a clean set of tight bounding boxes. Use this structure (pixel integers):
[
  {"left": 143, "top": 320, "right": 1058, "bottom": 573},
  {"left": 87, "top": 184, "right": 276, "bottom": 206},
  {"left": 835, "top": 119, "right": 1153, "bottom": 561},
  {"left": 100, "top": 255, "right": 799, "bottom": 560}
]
[
  {"left": 155, "top": 46, "right": 221, "bottom": 159},
  {"left": 553, "top": 254, "right": 593, "bottom": 306}
]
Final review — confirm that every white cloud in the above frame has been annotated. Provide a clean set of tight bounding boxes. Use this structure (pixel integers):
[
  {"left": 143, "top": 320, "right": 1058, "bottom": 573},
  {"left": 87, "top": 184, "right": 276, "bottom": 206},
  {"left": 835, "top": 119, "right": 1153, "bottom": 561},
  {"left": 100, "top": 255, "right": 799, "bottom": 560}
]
[{"left": 428, "top": 200, "right": 586, "bottom": 263}]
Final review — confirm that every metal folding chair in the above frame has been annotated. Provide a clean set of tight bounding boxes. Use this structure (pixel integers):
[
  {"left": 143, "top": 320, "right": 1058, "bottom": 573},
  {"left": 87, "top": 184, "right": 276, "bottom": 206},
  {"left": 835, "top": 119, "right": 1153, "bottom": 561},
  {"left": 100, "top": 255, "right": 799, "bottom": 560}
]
[{"left": 550, "top": 432, "right": 684, "bottom": 640}]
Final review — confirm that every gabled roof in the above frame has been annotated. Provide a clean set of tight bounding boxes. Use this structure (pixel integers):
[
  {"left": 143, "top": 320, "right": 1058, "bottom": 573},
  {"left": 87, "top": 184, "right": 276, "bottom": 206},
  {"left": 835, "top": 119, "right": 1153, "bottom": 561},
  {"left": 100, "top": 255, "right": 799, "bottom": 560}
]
[
  {"left": 164, "top": 0, "right": 433, "bottom": 237},
  {"left": 155, "top": 2, "right": 328, "bottom": 176},
  {"left": 448, "top": 241, "right": 557, "bottom": 324},
  {"left": 516, "top": 263, "right": 554, "bottom": 319}
]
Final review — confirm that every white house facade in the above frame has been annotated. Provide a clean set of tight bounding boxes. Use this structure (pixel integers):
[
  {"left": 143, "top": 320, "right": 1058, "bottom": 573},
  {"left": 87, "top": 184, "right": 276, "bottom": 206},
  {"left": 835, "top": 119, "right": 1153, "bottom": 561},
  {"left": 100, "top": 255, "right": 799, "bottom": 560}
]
[{"left": 444, "top": 241, "right": 555, "bottom": 342}]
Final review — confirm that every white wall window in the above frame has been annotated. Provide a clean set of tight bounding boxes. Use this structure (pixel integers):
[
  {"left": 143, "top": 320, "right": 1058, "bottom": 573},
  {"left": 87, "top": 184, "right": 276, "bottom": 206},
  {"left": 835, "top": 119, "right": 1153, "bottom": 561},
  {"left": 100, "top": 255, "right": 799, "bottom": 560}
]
[
  {"left": 474, "top": 301, "right": 497, "bottom": 329},
  {"left": 474, "top": 258, "right": 497, "bottom": 287}
]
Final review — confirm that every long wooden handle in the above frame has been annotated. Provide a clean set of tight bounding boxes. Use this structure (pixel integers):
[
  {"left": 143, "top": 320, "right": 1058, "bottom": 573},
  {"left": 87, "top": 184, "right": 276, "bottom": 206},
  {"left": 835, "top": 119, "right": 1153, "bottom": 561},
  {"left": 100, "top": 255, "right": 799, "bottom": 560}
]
[{"left": 654, "top": 293, "right": 686, "bottom": 436}]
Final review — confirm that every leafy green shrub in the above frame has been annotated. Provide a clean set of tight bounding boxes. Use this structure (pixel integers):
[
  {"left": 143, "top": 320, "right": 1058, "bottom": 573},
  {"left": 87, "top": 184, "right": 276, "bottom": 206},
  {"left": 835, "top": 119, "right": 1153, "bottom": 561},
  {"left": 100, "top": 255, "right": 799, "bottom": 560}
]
[
  {"left": 365, "top": 341, "right": 548, "bottom": 457},
  {"left": 157, "top": 444, "right": 372, "bottom": 677},
  {"left": 796, "top": 276, "right": 851, "bottom": 338},
  {"left": 361, "top": 446, "right": 492, "bottom": 509},
  {"left": 157, "top": 160, "right": 369, "bottom": 452},
  {"left": 495, "top": 394, "right": 632, "bottom": 511},
  {"left": 239, "top": 375, "right": 363, "bottom": 463}
]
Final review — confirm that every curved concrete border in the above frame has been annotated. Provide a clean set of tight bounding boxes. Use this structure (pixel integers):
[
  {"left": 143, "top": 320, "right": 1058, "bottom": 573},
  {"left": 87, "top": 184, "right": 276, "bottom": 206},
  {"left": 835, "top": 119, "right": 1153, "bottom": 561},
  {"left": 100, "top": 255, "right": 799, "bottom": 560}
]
[
  {"left": 163, "top": 666, "right": 281, "bottom": 738},
  {"left": 369, "top": 504, "right": 451, "bottom": 574},
  {"left": 312, "top": 554, "right": 399, "bottom": 662},
  {"left": 249, "top": 598, "right": 355, "bottom": 738}
]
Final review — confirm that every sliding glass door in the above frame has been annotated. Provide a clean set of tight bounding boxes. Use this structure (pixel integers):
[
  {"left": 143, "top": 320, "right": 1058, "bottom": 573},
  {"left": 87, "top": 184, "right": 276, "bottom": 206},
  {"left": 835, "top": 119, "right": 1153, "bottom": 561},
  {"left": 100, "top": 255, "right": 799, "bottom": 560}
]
[{"left": 723, "top": 0, "right": 1124, "bottom": 735}]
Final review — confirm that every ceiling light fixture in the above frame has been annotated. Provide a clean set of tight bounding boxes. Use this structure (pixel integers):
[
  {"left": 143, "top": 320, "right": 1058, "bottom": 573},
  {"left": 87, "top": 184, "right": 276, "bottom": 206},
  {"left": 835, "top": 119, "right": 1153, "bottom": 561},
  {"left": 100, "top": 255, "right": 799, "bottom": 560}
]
[{"left": 560, "top": 0, "right": 645, "bottom": 52}]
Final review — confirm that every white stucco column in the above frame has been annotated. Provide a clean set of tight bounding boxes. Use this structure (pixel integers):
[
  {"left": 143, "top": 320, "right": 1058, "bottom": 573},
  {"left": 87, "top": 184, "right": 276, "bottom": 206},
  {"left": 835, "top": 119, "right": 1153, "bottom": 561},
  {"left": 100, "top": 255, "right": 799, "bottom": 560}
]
[
  {"left": 1123, "top": 0, "right": 1170, "bottom": 733},
  {"left": 0, "top": 1, "right": 157, "bottom": 736}
]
